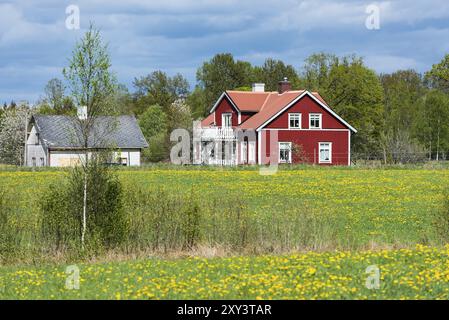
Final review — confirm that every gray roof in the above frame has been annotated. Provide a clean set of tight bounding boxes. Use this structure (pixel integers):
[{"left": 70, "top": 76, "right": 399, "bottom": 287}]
[{"left": 32, "top": 115, "right": 149, "bottom": 149}]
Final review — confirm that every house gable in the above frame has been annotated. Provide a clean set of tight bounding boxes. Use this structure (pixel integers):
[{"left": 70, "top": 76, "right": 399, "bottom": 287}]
[
  {"left": 212, "top": 94, "right": 240, "bottom": 127},
  {"left": 265, "top": 94, "right": 347, "bottom": 130},
  {"left": 258, "top": 91, "right": 357, "bottom": 132}
]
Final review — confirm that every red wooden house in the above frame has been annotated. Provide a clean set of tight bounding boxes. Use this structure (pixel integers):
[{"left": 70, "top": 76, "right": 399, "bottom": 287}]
[{"left": 193, "top": 78, "right": 357, "bottom": 166}]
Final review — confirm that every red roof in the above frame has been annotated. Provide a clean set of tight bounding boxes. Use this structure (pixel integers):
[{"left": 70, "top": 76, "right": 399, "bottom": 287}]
[
  {"left": 201, "top": 113, "right": 214, "bottom": 127},
  {"left": 226, "top": 91, "right": 270, "bottom": 112},
  {"left": 201, "top": 89, "right": 356, "bottom": 132}
]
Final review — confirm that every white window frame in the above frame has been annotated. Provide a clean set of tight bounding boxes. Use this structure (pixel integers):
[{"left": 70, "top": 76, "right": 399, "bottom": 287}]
[
  {"left": 318, "top": 142, "right": 332, "bottom": 164},
  {"left": 309, "top": 113, "right": 322, "bottom": 129},
  {"left": 288, "top": 113, "right": 301, "bottom": 129},
  {"left": 222, "top": 113, "right": 232, "bottom": 128},
  {"left": 279, "top": 142, "right": 292, "bottom": 164}
]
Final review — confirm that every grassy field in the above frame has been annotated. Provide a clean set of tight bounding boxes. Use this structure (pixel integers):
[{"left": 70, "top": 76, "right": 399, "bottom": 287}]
[
  {"left": 2, "top": 245, "right": 449, "bottom": 299},
  {"left": 1, "top": 166, "right": 449, "bottom": 299}
]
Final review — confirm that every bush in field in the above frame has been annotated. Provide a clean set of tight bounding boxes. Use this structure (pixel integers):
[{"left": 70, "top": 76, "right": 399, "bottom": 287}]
[{"left": 41, "top": 158, "right": 127, "bottom": 253}]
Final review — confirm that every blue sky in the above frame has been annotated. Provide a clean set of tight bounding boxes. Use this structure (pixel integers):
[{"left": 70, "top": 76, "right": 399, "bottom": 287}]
[{"left": 1, "top": 0, "right": 449, "bottom": 104}]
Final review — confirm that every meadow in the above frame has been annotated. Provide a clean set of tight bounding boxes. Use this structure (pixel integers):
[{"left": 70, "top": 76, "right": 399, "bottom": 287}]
[
  {"left": 2, "top": 245, "right": 449, "bottom": 299},
  {"left": 0, "top": 166, "right": 449, "bottom": 299}
]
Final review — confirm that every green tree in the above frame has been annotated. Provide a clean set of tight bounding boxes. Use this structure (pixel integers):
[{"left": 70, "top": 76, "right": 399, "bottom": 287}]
[
  {"left": 415, "top": 90, "right": 449, "bottom": 160},
  {"left": 186, "top": 86, "right": 208, "bottom": 119},
  {"left": 302, "top": 52, "right": 337, "bottom": 91},
  {"left": 425, "top": 54, "right": 449, "bottom": 93},
  {"left": 196, "top": 53, "right": 254, "bottom": 110},
  {"left": 133, "top": 71, "right": 189, "bottom": 115},
  {"left": 253, "top": 58, "right": 300, "bottom": 91},
  {"left": 62, "top": 24, "right": 119, "bottom": 248},
  {"left": 139, "top": 105, "right": 169, "bottom": 162}
]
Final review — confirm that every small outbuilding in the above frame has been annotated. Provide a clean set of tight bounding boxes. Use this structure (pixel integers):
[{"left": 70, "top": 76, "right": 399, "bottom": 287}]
[{"left": 25, "top": 114, "right": 148, "bottom": 167}]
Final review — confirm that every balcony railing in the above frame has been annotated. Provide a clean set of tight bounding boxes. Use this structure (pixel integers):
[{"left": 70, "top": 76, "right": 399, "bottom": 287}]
[{"left": 199, "top": 127, "right": 236, "bottom": 140}]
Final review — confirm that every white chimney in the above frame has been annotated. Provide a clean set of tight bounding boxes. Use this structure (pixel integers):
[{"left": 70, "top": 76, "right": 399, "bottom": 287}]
[
  {"left": 77, "top": 106, "right": 87, "bottom": 120},
  {"left": 252, "top": 83, "right": 265, "bottom": 92}
]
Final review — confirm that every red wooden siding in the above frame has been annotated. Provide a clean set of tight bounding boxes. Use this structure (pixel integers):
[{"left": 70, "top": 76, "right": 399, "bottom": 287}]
[
  {"left": 214, "top": 97, "right": 239, "bottom": 127},
  {"left": 260, "top": 129, "right": 349, "bottom": 165},
  {"left": 265, "top": 95, "right": 347, "bottom": 129}
]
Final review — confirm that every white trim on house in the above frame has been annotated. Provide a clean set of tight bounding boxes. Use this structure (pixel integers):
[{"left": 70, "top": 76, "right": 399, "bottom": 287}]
[
  {"left": 348, "top": 130, "right": 351, "bottom": 166},
  {"left": 222, "top": 113, "right": 232, "bottom": 128},
  {"left": 210, "top": 92, "right": 241, "bottom": 125},
  {"left": 279, "top": 142, "right": 292, "bottom": 164},
  {"left": 257, "top": 130, "right": 262, "bottom": 165},
  {"left": 318, "top": 142, "right": 332, "bottom": 164},
  {"left": 288, "top": 113, "right": 301, "bottom": 129},
  {"left": 256, "top": 91, "right": 357, "bottom": 133},
  {"left": 309, "top": 113, "right": 322, "bottom": 129}
]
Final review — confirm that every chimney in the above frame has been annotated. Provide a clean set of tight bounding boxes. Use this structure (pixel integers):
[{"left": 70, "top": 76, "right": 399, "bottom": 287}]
[
  {"left": 77, "top": 106, "right": 87, "bottom": 120},
  {"left": 278, "top": 77, "right": 291, "bottom": 94},
  {"left": 252, "top": 83, "right": 265, "bottom": 92}
]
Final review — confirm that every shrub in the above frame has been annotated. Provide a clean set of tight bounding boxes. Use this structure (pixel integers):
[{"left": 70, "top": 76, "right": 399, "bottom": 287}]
[{"left": 41, "top": 156, "right": 127, "bottom": 254}]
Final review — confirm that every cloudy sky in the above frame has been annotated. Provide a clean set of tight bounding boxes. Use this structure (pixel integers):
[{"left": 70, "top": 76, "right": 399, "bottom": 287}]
[{"left": 1, "top": 0, "right": 449, "bottom": 104}]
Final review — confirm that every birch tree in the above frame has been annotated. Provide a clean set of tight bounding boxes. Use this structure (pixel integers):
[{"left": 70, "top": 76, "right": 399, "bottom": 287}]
[{"left": 63, "top": 24, "right": 117, "bottom": 247}]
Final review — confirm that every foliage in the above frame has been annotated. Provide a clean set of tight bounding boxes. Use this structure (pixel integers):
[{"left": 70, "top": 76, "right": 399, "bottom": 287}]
[
  {"left": 379, "top": 70, "right": 426, "bottom": 163},
  {"left": 0, "top": 105, "right": 29, "bottom": 165},
  {"left": 425, "top": 54, "right": 449, "bottom": 93},
  {"left": 196, "top": 53, "right": 254, "bottom": 110},
  {"left": 414, "top": 90, "right": 449, "bottom": 160},
  {"left": 139, "top": 105, "right": 169, "bottom": 162},
  {"left": 41, "top": 156, "right": 127, "bottom": 252},
  {"left": 253, "top": 58, "right": 301, "bottom": 91},
  {"left": 63, "top": 23, "right": 117, "bottom": 116},
  {"left": 133, "top": 71, "right": 189, "bottom": 115}
]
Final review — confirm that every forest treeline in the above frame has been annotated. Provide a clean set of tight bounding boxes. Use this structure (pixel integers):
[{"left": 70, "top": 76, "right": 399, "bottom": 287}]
[{"left": 1, "top": 52, "right": 449, "bottom": 164}]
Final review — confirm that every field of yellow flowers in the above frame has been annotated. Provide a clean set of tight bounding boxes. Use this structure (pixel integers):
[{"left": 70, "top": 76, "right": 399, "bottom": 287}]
[
  {"left": 1, "top": 244, "right": 449, "bottom": 299},
  {"left": 1, "top": 167, "right": 449, "bottom": 299}
]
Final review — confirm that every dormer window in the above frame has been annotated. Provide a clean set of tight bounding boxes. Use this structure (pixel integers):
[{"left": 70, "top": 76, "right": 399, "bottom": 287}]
[
  {"left": 288, "top": 113, "right": 301, "bottom": 129},
  {"left": 222, "top": 113, "right": 232, "bottom": 128},
  {"left": 309, "top": 113, "right": 322, "bottom": 129},
  {"left": 35, "top": 132, "right": 40, "bottom": 145}
]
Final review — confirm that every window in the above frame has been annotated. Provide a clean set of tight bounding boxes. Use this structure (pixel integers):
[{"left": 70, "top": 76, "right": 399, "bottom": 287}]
[
  {"left": 222, "top": 113, "right": 232, "bottom": 128},
  {"left": 279, "top": 142, "right": 292, "bottom": 163},
  {"left": 32, "top": 157, "right": 36, "bottom": 167},
  {"left": 40, "top": 158, "right": 45, "bottom": 166},
  {"left": 35, "top": 133, "right": 40, "bottom": 145},
  {"left": 288, "top": 113, "right": 301, "bottom": 129},
  {"left": 319, "top": 142, "right": 332, "bottom": 163},
  {"left": 309, "top": 113, "right": 322, "bottom": 129},
  {"left": 241, "top": 141, "right": 247, "bottom": 163}
]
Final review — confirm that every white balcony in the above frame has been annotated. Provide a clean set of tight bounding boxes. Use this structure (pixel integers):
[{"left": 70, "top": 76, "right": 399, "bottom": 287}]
[{"left": 199, "top": 127, "right": 236, "bottom": 141}]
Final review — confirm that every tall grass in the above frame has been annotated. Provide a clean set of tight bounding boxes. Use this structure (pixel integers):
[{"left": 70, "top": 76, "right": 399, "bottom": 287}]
[{"left": 0, "top": 182, "right": 353, "bottom": 265}]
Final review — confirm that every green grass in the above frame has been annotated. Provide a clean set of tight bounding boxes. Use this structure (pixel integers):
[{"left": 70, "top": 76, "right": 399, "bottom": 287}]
[
  {"left": 1, "top": 166, "right": 449, "bottom": 299},
  {"left": 2, "top": 245, "right": 449, "bottom": 299},
  {"left": 1, "top": 167, "right": 449, "bottom": 261}
]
